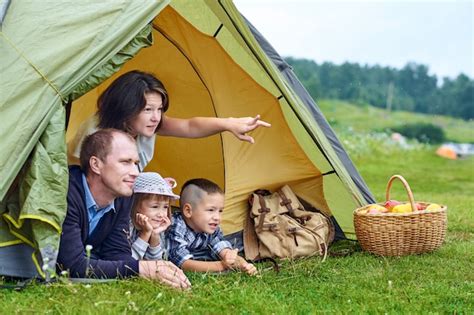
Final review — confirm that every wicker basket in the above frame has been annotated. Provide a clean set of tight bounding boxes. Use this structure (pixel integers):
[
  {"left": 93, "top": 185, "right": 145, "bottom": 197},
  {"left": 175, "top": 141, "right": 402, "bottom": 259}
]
[{"left": 354, "top": 175, "right": 447, "bottom": 256}]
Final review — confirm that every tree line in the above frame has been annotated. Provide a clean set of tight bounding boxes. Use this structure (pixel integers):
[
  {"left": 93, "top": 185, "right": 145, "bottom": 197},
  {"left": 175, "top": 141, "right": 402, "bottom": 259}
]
[{"left": 285, "top": 57, "right": 473, "bottom": 120}]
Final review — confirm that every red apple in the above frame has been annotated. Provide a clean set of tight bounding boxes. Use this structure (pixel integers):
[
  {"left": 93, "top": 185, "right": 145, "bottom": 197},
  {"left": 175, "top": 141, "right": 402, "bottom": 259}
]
[
  {"left": 415, "top": 203, "right": 426, "bottom": 211},
  {"left": 384, "top": 200, "right": 401, "bottom": 210},
  {"left": 366, "top": 204, "right": 388, "bottom": 214}
]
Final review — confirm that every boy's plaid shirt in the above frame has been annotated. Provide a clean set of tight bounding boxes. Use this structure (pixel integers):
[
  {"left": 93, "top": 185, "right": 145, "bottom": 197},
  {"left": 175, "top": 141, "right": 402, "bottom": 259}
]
[{"left": 166, "top": 212, "right": 232, "bottom": 267}]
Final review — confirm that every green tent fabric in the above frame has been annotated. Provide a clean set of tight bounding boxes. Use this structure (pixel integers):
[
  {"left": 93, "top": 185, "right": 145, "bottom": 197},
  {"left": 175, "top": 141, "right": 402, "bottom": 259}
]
[
  {"left": 0, "top": 0, "right": 168, "bottom": 277},
  {"left": 1, "top": 0, "right": 374, "bottom": 279}
]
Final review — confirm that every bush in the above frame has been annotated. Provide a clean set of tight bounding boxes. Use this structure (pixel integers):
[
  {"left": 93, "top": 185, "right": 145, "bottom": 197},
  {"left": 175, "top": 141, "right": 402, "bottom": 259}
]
[
  {"left": 340, "top": 131, "right": 428, "bottom": 159},
  {"left": 392, "top": 123, "right": 445, "bottom": 143}
]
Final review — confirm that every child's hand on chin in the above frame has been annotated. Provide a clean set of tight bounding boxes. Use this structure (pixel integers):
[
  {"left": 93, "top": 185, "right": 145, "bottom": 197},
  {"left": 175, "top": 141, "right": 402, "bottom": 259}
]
[
  {"left": 136, "top": 213, "right": 153, "bottom": 233},
  {"left": 153, "top": 216, "right": 171, "bottom": 235}
]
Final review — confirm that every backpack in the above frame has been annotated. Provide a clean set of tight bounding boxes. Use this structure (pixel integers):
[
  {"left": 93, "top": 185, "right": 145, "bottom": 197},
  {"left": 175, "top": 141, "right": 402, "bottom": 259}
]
[{"left": 243, "top": 185, "right": 335, "bottom": 261}]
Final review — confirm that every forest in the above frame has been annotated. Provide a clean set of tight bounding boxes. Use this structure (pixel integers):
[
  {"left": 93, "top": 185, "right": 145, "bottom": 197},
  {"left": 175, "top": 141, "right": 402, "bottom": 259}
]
[{"left": 286, "top": 57, "right": 473, "bottom": 120}]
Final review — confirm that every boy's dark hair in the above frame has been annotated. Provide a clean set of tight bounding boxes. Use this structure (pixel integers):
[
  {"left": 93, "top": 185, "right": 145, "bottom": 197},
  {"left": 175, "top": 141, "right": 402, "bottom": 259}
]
[
  {"left": 181, "top": 178, "right": 223, "bottom": 195},
  {"left": 180, "top": 178, "right": 223, "bottom": 209},
  {"left": 97, "top": 70, "right": 169, "bottom": 133},
  {"left": 80, "top": 128, "right": 134, "bottom": 175}
]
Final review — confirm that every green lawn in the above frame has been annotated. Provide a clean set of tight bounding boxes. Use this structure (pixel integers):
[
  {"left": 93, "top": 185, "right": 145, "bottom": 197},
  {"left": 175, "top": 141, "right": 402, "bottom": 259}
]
[
  {"left": 1, "top": 102, "right": 473, "bottom": 314},
  {"left": 318, "top": 99, "right": 474, "bottom": 143}
]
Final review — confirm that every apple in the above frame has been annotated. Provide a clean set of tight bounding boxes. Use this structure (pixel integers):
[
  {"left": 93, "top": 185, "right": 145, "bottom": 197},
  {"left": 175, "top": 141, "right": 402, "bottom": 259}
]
[
  {"left": 415, "top": 203, "right": 426, "bottom": 211},
  {"left": 391, "top": 203, "right": 413, "bottom": 213},
  {"left": 426, "top": 203, "right": 442, "bottom": 211},
  {"left": 366, "top": 204, "right": 389, "bottom": 214},
  {"left": 368, "top": 208, "right": 382, "bottom": 214},
  {"left": 384, "top": 200, "right": 401, "bottom": 211}
]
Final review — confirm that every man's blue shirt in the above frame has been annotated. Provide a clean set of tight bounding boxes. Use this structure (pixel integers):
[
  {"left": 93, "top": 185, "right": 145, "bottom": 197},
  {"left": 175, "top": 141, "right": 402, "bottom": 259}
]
[{"left": 82, "top": 174, "right": 115, "bottom": 236}]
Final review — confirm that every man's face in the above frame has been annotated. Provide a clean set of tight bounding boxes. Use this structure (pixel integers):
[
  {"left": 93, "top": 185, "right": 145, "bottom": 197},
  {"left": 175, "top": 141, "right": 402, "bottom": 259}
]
[
  {"left": 99, "top": 133, "right": 139, "bottom": 198},
  {"left": 186, "top": 192, "right": 224, "bottom": 234}
]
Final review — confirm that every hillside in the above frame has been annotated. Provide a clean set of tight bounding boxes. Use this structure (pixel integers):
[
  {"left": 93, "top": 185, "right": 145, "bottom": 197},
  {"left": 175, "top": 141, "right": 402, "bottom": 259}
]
[
  {"left": 286, "top": 57, "right": 474, "bottom": 121},
  {"left": 316, "top": 99, "right": 474, "bottom": 143}
]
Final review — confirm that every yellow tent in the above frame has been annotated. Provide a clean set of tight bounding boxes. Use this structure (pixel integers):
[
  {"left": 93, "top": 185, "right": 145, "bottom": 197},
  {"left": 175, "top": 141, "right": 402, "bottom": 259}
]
[
  {"left": 66, "top": 2, "right": 374, "bottom": 237},
  {"left": 1, "top": 0, "right": 374, "bottom": 278}
]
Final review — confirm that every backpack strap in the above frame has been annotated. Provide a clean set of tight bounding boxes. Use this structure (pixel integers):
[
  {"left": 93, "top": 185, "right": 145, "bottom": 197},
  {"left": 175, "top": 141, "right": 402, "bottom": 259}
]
[
  {"left": 256, "top": 194, "right": 271, "bottom": 231},
  {"left": 277, "top": 189, "right": 294, "bottom": 213},
  {"left": 244, "top": 191, "right": 271, "bottom": 261}
]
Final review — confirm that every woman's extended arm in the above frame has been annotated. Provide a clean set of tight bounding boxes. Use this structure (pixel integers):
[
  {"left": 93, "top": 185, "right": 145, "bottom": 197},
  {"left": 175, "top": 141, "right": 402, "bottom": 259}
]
[{"left": 157, "top": 115, "right": 271, "bottom": 143}]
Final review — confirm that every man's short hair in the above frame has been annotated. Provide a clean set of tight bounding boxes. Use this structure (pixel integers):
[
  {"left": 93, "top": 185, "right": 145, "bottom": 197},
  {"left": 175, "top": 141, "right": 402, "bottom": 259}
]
[
  {"left": 79, "top": 128, "right": 135, "bottom": 175},
  {"left": 180, "top": 178, "right": 223, "bottom": 209}
]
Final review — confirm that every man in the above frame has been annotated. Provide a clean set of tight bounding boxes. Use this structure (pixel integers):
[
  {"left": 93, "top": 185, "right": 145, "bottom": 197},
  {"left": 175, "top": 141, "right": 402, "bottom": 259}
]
[{"left": 57, "top": 128, "right": 190, "bottom": 289}]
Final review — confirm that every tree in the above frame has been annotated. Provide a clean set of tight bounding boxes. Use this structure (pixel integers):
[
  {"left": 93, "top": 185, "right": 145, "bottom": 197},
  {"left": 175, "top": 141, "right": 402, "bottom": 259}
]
[{"left": 285, "top": 57, "right": 473, "bottom": 120}]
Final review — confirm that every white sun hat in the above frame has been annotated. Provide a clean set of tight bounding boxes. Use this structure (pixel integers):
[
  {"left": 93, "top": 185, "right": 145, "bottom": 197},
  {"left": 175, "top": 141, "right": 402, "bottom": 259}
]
[{"left": 133, "top": 172, "right": 179, "bottom": 200}]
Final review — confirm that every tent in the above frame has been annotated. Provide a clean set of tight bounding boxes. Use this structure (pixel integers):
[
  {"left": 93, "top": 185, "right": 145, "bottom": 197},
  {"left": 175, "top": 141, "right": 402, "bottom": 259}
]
[
  {"left": 0, "top": 0, "right": 374, "bottom": 279},
  {"left": 436, "top": 143, "right": 474, "bottom": 160}
]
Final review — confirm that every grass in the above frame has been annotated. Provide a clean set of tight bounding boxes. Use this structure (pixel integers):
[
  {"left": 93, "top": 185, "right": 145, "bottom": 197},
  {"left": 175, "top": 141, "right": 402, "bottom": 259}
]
[
  {"left": 318, "top": 99, "right": 474, "bottom": 143},
  {"left": 1, "top": 101, "right": 473, "bottom": 314}
]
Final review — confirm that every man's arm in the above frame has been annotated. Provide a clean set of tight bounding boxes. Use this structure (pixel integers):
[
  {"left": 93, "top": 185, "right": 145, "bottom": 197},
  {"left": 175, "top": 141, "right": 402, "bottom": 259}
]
[
  {"left": 57, "top": 192, "right": 138, "bottom": 278},
  {"left": 99, "top": 197, "right": 136, "bottom": 261}
]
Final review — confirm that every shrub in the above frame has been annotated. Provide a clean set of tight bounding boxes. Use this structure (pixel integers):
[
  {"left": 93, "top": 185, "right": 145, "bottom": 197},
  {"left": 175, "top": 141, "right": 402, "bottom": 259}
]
[
  {"left": 339, "top": 131, "right": 428, "bottom": 159},
  {"left": 392, "top": 123, "right": 445, "bottom": 144}
]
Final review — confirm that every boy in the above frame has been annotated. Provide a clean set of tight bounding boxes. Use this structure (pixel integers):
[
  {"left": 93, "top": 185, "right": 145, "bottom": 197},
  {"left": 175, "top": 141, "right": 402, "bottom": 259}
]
[{"left": 167, "top": 178, "right": 257, "bottom": 275}]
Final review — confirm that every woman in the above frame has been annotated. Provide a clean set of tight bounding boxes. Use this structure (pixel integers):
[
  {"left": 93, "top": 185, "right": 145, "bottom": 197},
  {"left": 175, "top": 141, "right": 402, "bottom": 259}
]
[{"left": 68, "top": 70, "right": 271, "bottom": 170}]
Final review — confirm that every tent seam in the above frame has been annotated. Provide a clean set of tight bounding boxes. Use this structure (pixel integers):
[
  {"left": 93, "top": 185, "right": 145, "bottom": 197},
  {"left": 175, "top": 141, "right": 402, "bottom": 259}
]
[
  {"left": 218, "top": 1, "right": 368, "bottom": 207},
  {"left": 1, "top": 33, "right": 66, "bottom": 103},
  {"left": 0, "top": 239, "right": 23, "bottom": 247},
  {"left": 152, "top": 21, "right": 226, "bottom": 191},
  {"left": 2, "top": 215, "right": 37, "bottom": 248},
  {"left": 217, "top": 1, "right": 338, "bottom": 173}
]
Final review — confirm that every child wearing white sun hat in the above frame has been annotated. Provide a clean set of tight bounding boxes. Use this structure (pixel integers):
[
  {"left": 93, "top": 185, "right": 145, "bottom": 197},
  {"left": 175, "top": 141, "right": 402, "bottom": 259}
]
[{"left": 130, "top": 172, "right": 179, "bottom": 260}]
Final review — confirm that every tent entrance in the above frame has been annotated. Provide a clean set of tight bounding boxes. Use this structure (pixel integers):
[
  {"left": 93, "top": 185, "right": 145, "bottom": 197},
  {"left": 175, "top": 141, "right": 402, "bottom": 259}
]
[{"left": 66, "top": 6, "right": 337, "bottom": 234}]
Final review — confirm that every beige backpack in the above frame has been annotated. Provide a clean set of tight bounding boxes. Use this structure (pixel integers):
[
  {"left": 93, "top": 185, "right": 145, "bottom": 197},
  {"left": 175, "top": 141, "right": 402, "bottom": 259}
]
[{"left": 244, "top": 185, "right": 335, "bottom": 261}]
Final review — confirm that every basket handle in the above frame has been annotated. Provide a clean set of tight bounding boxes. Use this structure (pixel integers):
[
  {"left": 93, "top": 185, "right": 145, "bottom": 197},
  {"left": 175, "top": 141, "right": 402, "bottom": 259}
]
[{"left": 385, "top": 175, "right": 417, "bottom": 211}]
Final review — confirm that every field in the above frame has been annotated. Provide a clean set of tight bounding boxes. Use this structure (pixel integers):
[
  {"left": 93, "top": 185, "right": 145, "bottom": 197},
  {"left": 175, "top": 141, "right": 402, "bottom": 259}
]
[
  {"left": 318, "top": 99, "right": 474, "bottom": 143},
  {"left": 1, "top": 101, "right": 473, "bottom": 314}
]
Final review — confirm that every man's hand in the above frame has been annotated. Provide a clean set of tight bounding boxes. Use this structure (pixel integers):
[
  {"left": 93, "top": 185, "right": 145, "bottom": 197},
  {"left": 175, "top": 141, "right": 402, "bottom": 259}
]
[
  {"left": 228, "top": 115, "right": 271, "bottom": 144},
  {"left": 139, "top": 260, "right": 191, "bottom": 290}
]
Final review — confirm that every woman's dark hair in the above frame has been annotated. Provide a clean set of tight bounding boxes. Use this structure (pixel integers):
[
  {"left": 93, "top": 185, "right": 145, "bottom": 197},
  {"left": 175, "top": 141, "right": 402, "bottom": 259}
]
[{"left": 97, "top": 70, "right": 169, "bottom": 133}]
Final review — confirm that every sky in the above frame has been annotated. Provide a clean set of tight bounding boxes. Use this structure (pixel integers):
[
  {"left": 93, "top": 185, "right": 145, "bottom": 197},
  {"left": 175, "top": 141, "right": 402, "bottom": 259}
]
[{"left": 234, "top": 0, "right": 473, "bottom": 80}]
